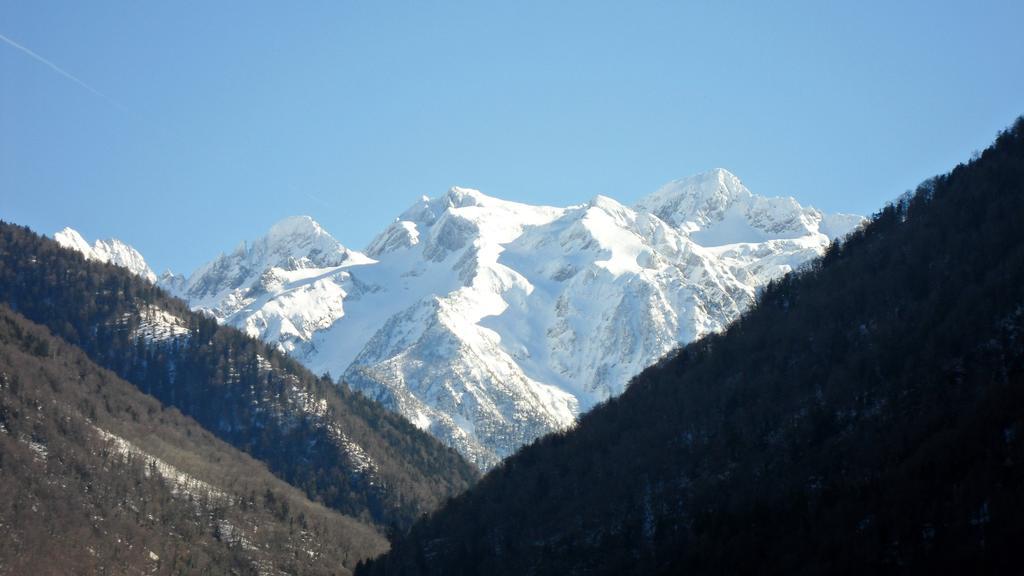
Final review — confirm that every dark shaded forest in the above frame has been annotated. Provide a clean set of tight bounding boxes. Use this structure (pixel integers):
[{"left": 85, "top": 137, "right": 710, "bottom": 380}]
[
  {"left": 360, "top": 120, "right": 1024, "bottom": 575},
  {"left": 0, "top": 223, "right": 478, "bottom": 531},
  {"left": 0, "top": 304, "right": 387, "bottom": 575}
]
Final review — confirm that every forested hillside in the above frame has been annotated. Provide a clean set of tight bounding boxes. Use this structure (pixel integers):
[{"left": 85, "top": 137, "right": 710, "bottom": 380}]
[
  {"left": 0, "top": 305, "right": 387, "bottom": 574},
  {"left": 0, "top": 225, "right": 478, "bottom": 531},
  {"left": 361, "top": 120, "right": 1024, "bottom": 575}
]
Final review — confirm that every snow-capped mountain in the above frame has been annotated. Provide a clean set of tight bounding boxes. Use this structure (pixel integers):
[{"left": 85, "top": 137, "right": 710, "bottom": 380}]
[
  {"left": 54, "top": 227, "right": 158, "bottom": 283},
  {"left": 174, "top": 215, "right": 375, "bottom": 352},
  {"left": 57, "top": 169, "right": 863, "bottom": 469},
  {"left": 150, "top": 169, "right": 862, "bottom": 468}
]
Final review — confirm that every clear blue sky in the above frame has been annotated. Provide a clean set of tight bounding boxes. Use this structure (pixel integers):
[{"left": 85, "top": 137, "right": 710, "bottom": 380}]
[{"left": 2, "top": 1, "right": 1022, "bottom": 275}]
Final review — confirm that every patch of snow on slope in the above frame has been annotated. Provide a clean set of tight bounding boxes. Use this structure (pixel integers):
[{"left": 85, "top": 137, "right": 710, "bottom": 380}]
[
  {"left": 329, "top": 425, "right": 379, "bottom": 478},
  {"left": 93, "top": 425, "right": 230, "bottom": 503},
  {"left": 133, "top": 305, "right": 191, "bottom": 343},
  {"left": 20, "top": 437, "right": 49, "bottom": 463}
]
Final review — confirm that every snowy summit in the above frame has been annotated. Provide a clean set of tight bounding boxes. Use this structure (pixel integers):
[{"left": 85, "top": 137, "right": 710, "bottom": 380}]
[{"left": 54, "top": 227, "right": 158, "bottom": 283}]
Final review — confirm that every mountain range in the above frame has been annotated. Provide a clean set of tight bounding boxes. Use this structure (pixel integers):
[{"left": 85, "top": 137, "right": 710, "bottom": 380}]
[
  {"left": 6, "top": 116, "right": 1022, "bottom": 574},
  {"left": 358, "top": 117, "right": 1024, "bottom": 575},
  {"left": 56, "top": 169, "right": 863, "bottom": 468}
]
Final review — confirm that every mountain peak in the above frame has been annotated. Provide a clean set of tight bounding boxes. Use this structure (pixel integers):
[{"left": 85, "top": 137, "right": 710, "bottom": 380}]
[
  {"left": 266, "top": 215, "right": 327, "bottom": 240},
  {"left": 661, "top": 167, "right": 746, "bottom": 196},
  {"left": 636, "top": 168, "right": 753, "bottom": 229},
  {"left": 54, "top": 227, "right": 158, "bottom": 283},
  {"left": 182, "top": 216, "right": 356, "bottom": 303},
  {"left": 633, "top": 168, "right": 863, "bottom": 244},
  {"left": 254, "top": 215, "right": 348, "bottom": 262},
  {"left": 587, "top": 194, "right": 625, "bottom": 210},
  {"left": 54, "top": 227, "right": 93, "bottom": 254},
  {"left": 443, "top": 186, "right": 488, "bottom": 208}
]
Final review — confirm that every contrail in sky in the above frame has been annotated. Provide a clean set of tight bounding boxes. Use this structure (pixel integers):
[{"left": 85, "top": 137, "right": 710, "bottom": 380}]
[
  {"left": 0, "top": 31, "right": 127, "bottom": 111},
  {"left": 305, "top": 191, "right": 334, "bottom": 210}
]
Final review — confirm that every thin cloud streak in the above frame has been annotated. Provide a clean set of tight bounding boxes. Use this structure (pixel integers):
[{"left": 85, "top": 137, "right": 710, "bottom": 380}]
[
  {"left": 0, "top": 31, "right": 127, "bottom": 111},
  {"left": 304, "top": 192, "right": 334, "bottom": 211}
]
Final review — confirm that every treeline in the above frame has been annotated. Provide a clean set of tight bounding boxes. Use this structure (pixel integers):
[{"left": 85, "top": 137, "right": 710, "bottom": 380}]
[
  {"left": 360, "top": 120, "right": 1024, "bottom": 575},
  {"left": 0, "top": 304, "right": 386, "bottom": 574},
  {"left": 0, "top": 222, "right": 477, "bottom": 531}
]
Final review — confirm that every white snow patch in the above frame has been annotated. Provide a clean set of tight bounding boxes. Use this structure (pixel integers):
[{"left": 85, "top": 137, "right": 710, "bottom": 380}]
[
  {"left": 132, "top": 305, "right": 191, "bottom": 343},
  {"left": 20, "top": 437, "right": 48, "bottom": 462},
  {"left": 93, "top": 425, "right": 230, "bottom": 503},
  {"left": 329, "top": 425, "right": 379, "bottom": 478}
]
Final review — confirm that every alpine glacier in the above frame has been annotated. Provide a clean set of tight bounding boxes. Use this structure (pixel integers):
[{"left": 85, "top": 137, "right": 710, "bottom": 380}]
[{"left": 59, "top": 169, "right": 863, "bottom": 469}]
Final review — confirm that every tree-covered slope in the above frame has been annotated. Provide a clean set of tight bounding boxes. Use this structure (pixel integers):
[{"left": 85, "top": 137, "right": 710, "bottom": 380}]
[
  {"left": 0, "top": 224, "right": 478, "bottom": 531},
  {"left": 361, "top": 120, "right": 1024, "bottom": 575},
  {"left": 0, "top": 305, "right": 387, "bottom": 575}
]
